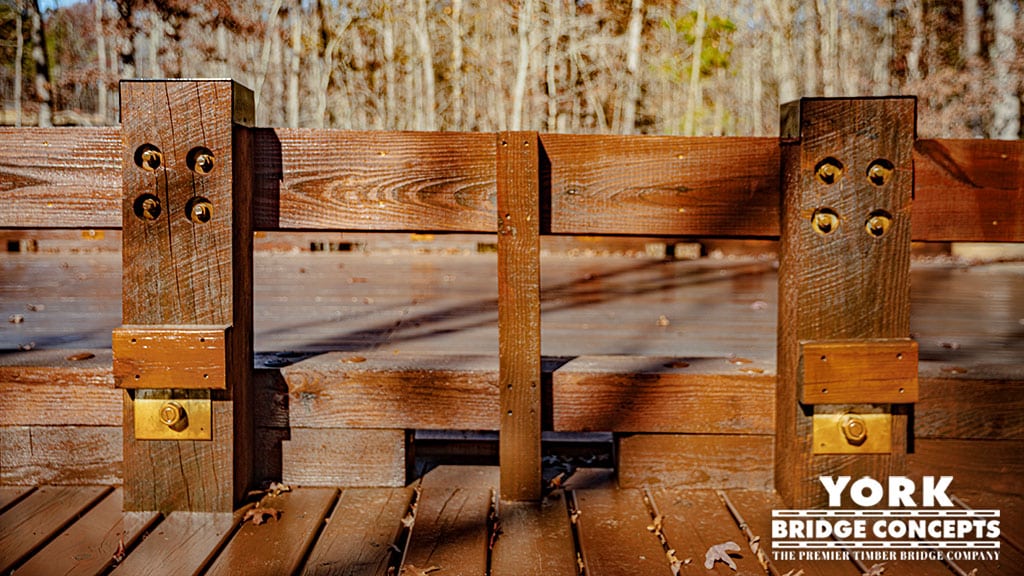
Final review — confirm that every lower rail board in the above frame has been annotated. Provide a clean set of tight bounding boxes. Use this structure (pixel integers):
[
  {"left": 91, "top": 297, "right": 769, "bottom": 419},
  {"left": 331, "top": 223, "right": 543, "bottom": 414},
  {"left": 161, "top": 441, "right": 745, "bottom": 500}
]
[{"left": 490, "top": 498, "right": 577, "bottom": 576}]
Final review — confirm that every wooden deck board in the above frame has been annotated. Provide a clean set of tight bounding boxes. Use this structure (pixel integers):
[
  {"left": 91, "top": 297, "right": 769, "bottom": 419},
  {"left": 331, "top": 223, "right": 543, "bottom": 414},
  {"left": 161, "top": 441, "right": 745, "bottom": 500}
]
[
  {"left": 205, "top": 488, "right": 337, "bottom": 576},
  {"left": 13, "top": 488, "right": 159, "bottom": 576},
  {"left": 108, "top": 511, "right": 241, "bottom": 576},
  {"left": 490, "top": 497, "right": 577, "bottom": 576},
  {"left": 0, "top": 486, "right": 32, "bottom": 513},
  {"left": 0, "top": 485, "right": 111, "bottom": 573},
  {"left": 403, "top": 465, "right": 497, "bottom": 576},
  {"left": 302, "top": 487, "right": 413, "bottom": 576}
]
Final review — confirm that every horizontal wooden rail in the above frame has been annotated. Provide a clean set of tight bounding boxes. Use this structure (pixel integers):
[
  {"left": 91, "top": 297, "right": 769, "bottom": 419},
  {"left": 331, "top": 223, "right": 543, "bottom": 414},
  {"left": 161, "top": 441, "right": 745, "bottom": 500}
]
[{"left": 0, "top": 128, "right": 1020, "bottom": 241}]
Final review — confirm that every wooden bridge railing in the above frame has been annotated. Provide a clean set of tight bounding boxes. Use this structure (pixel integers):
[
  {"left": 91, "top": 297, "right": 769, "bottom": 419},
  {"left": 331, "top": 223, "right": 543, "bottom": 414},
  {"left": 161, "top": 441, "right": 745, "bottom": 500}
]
[{"left": 0, "top": 79, "right": 1022, "bottom": 513}]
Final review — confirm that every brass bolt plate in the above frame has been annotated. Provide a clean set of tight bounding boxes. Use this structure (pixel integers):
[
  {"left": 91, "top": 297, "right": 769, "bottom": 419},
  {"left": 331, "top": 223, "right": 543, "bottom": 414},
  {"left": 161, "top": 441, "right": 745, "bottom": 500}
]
[
  {"left": 134, "top": 392, "right": 212, "bottom": 441},
  {"left": 813, "top": 412, "right": 891, "bottom": 454}
]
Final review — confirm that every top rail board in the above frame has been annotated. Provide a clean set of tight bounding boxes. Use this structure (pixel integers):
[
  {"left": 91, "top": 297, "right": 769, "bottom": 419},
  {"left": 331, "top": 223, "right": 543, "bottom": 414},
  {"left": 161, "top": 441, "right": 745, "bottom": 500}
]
[{"left": 0, "top": 128, "right": 1020, "bottom": 241}]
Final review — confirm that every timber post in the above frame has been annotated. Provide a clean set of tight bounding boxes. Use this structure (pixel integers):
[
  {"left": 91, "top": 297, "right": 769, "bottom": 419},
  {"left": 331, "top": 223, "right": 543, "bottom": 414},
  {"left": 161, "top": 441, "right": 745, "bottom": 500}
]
[
  {"left": 497, "top": 131, "right": 543, "bottom": 501},
  {"left": 776, "top": 98, "right": 919, "bottom": 508},
  {"left": 114, "top": 79, "right": 255, "bottom": 512}
]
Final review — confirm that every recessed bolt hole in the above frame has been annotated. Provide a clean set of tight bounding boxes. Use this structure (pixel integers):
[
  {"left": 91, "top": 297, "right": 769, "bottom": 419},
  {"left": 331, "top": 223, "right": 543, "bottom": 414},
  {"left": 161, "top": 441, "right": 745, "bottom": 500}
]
[
  {"left": 867, "top": 159, "right": 894, "bottom": 186},
  {"left": 134, "top": 144, "right": 163, "bottom": 171},
  {"left": 186, "top": 197, "right": 214, "bottom": 224},
  {"left": 203, "top": 373, "right": 209, "bottom": 379},
  {"left": 186, "top": 146, "right": 215, "bottom": 175},
  {"left": 821, "top": 388, "right": 828, "bottom": 394},
  {"left": 899, "top": 387, "right": 905, "bottom": 393},
  {"left": 812, "top": 208, "right": 840, "bottom": 236},
  {"left": 820, "top": 355, "right": 827, "bottom": 362},
  {"left": 132, "top": 193, "right": 162, "bottom": 221},
  {"left": 896, "top": 353, "right": 903, "bottom": 360},
  {"left": 865, "top": 210, "right": 893, "bottom": 238},
  {"left": 814, "top": 157, "right": 844, "bottom": 185}
]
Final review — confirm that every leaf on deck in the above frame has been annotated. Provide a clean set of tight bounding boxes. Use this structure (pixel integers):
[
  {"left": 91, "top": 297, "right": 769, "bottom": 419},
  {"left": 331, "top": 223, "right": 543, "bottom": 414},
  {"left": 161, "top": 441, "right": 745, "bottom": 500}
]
[
  {"left": 244, "top": 506, "right": 282, "bottom": 525},
  {"left": 704, "top": 541, "right": 741, "bottom": 570}
]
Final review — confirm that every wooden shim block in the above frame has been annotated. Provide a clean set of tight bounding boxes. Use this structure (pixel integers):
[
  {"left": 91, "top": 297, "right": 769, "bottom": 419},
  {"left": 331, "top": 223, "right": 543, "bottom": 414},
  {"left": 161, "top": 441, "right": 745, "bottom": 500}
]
[
  {"left": 490, "top": 497, "right": 577, "bottom": 576},
  {"left": 915, "top": 376, "right": 1024, "bottom": 440},
  {"left": 282, "top": 428, "right": 407, "bottom": 487},
  {"left": 913, "top": 139, "right": 1024, "bottom": 242},
  {"left": 0, "top": 485, "right": 111, "bottom": 574},
  {"left": 574, "top": 485, "right": 673, "bottom": 575},
  {"left": 497, "top": 131, "right": 542, "bottom": 501},
  {"left": 302, "top": 487, "right": 413, "bottom": 576},
  {"left": 112, "top": 326, "right": 230, "bottom": 389},
  {"left": 542, "top": 134, "right": 781, "bottom": 237},
  {"left": 777, "top": 98, "right": 916, "bottom": 508},
  {"left": 119, "top": 79, "right": 254, "bottom": 512},
  {"left": 908, "top": 439, "right": 1024, "bottom": 496},
  {"left": 617, "top": 434, "right": 773, "bottom": 490},
  {"left": 403, "top": 465, "right": 497, "bottom": 575},
  {"left": 282, "top": 353, "right": 499, "bottom": 430},
  {"left": 552, "top": 355, "right": 774, "bottom": 434},
  {"left": 205, "top": 488, "right": 337, "bottom": 576},
  {"left": 0, "top": 352, "right": 119, "bottom": 426},
  {"left": 109, "top": 511, "right": 242, "bottom": 576},
  {"left": 649, "top": 489, "right": 764, "bottom": 574},
  {"left": 721, "top": 490, "right": 862, "bottom": 576},
  {"left": 801, "top": 339, "right": 919, "bottom": 404},
  {"left": 14, "top": 488, "right": 159, "bottom": 576},
  {"left": 1, "top": 426, "right": 121, "bottom": 485}
]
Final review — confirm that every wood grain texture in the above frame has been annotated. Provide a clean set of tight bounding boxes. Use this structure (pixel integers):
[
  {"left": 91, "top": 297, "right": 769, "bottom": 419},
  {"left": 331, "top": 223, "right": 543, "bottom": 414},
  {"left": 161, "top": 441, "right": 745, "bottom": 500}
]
[
  {"left": 205, "top": 488, "right": 337, "bottom": 576},
  {"left": 14, "top": 489, "right": 159, "bottom": 576},
  {"left": 112, "top": 325, "right": 230, "bottom": 389},
  {"left": 908, "top": 439, "right": 1024, "bottom": 496},
  {"left": 0, "top": 128, "right": 121, "bottom": 228},
  {"left": 776, "top": 98, "right": 916, "bottom": 508},
  {"left": 616, "top": 434, "right": 774, "bottom": 490},
  {"left": 574, "top": 484, "right": 673, "bottom": 575},
  {"left": 119, "top": 80, "right": 254, "bottom": 512},
  {"left": 801, "top": 339, "right": 918, "bottom": 404},
  {"left": 650, "top": 489, "right": 764, "bottom": 574},
  {"left": 915, "top": 376, "right": 1024, "bottom": 440},
  {"left": 913, "top": 138, "right": 1024, "bottom": 242},
  {"left": 254, "top": 129, "right": 495, "bottom": 231},
  {"left": 302, "top": 487, "right": 413, "bottom": 576},
  {"left": 0, "top": 486, "right": 32, "bottom": 512},
  {"left": 552, "top": 355, "right": 774, "bottom": 434},
  {"left": 543, "top": 134, "right": 781, "bottom": 237},
  {"left": 0, "top": 485, "right": 111, "bottom": 574},
  {"left": 403, "top": 465, "right": 497, "bottom": 576},
  {"left": 490, "top": 497, "right": 576, "bottom": 576},
  {"left": 497, "top": 131, "right": 542, "bottom": 501},
  {"left": 109, "top": 510, "right": 242, "bottom": 576},
  {"left": 281, "top": 428, "right": 407, "bottom": 487},
  {"left": 0, "top": 352, "right": 119, "bottom": 426},
  {"left": 1, "top": 426, "right": 121, "bottom": 485}
]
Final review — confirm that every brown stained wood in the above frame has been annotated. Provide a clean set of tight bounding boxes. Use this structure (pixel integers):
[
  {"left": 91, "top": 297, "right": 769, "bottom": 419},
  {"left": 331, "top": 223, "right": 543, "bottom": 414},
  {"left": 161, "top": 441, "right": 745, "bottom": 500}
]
[
  {"left": 255, "top": 129, "right": 495, "bottom": 231},
  {"left": 497, "top": 131, "right": 542, "bottom": 501},
  {"left": 913, "top": 138, "right": 1024, "bottom": 242},
  {"left": 915, "top": 376, "right": 1024, "bottom": 440},
  {"left": 282, "top": 353, "right": 499, "bottom": 430},
  {"left": 281, "top": 428, "right": 407, "bottom": 487},
  {"left": 616, "top": 434, "right": 773, "bottom": 490},
  {"left": 801, "top": 339, "right": 918, "bottom": 404},
  {"left": 0, "top": 485, "right": 111, "bottom": 574},
  {"left": 302, "top": 487, "right": 413, "bottom": 576},
  {"left": 552, "top": 355, "right": 774, "bottom": 434},
  {"left": 112, "top": 326, "right": 230, "bottom": 389},
  {"left": 119, "top": 80, "right": 254, "bottom": 512},
  {"left": 573, "top": 484, "right": 673, "bottom": 575},
  {"left": 721, "top": 490, "right": 862, "bottom": 576},
  {"left": 908, "top": 439, "right": 1024, "bottom": 496},
  {"left": 109, "top": 511, "right": 242, "bottom": 576},
  {"left": 776, "top": 98, "right": 916, "bottom": 508},
  {"left": 542, "top": 134, "right": 781, "bottom": 237},
  {"left": 0, "top": 486, "right": 32, "bottom": 512},
  {"left": 403, "top": 465, "right": 497, "bottom": 576},
  {"left": 490, "top": 497, "right": 577, "bottom": 576},
  {"left": 0, "top": 128, "right": 122, "bottom": 228},
  {"left": 651, "top": 489, "right": 763, "bottom": 574},
  {"left": 1, "top": 426, "right": 121, "bottom": 485},
  {"left": 0, "top": 351, "right": 119, "bottom": 426},
  {"left": 13, "top": 489, "right": 159, "bottom": 576},
  {"left": 954, "top": 489, "right": 1024, "bottom": 555},
  {"left": 205, "top": 488, "right": 337, "bottom": 576}
]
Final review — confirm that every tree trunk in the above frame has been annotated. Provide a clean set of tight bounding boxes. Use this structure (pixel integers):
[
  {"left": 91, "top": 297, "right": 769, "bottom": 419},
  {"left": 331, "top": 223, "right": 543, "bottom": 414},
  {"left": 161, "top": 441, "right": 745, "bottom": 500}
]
[
  {"left": 255, "top": 0, "right": 284, "bottom": 124},
  {"left": 620, "top": 0, "right": 644, "bottom": 134},
  {"left": 148, "top": 11, "right": 163, "bottom": 78},
  {"left": 803, "top": 3, "right": 818, "bottom": 96},
  {"left": 872, "top": 1, "right": 894, "bottom": 95},
  {"left": 962, "top": 0, "right": 981, "bottom": 61},
  {"left": 382, "top": 5, "right": 396, "bottom": 129},
  {"left": 29, "top": 0, "right": 52, "bottom": 127},
  {"left": 545, "top": 0, "right": 561, "bottom": 132},
  {"left": 449, "top": 0, "right": 464, "bottom": 131},
  {"left": 94, "top": 0, "right": 107, "bottom": 123},
  {"left": 989, "top": 0, "right": 1020, "bottom": 139},
  {"left": 14, "top": 1, "right": 23, "bottom": 127},
  {"left": 766, "top": 0, "right": 798, "bottom": 104},
  {"left": 415, "top": 0, "right": 436, "bottom": 130},
  {"left": 115, "top": 0, "right": 136, "bottom": 79},
  {"left": 683, "top": 1, "right": 705, "bottom": 136},
  {"left": 510, "top": 0, "right": 534, "bottom": 130},
  {"left": 287, "top": 7, "right": 301, "bottom": 128},
  {"left": 905, "top": 0, "right": 924, "bottom": 83}
]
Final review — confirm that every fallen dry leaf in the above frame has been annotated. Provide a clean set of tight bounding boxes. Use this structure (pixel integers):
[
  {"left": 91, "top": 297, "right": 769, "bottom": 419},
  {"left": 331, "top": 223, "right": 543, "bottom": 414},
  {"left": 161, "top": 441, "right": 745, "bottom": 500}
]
[
  {"left": 8, "top": 314, "right": 25, "bottom": 324},
  {"left": 656, "top": 315, "right": 671, "bottom": 327},
  {"left": 862, "top": 562, "right": 886, "bottom": 576},
  {"left": 342, "top": 356, "right": 367, "bottom": 364},
  {"left": 401, "top": 512, "right": 415, "bottom": 528},
  {"left": 18, "top": 342, "right": 35, "bottom": 351},
  {"left": 267, "top": 482, "right": 292, "bottom": 496},
  {"left": 401, "top": 565, "right": 440, "bottom": 576},
  {"left": 66, "top": 352, "right": 96, "bottom": 362},
  {"left": 704, "top": 541, "right": 741, "bottom": 570},
  {"left": 729, "top": 357, "right": 753, "bottom": 365},
  {"left": 26, "top": 304, "right": 45, "bottom": 312},
  {"left": 244, "top": 506, "right": 281, "bottom": 525},
  {"left": 112, "top": 535, "right": 126, "bottom": 563}
]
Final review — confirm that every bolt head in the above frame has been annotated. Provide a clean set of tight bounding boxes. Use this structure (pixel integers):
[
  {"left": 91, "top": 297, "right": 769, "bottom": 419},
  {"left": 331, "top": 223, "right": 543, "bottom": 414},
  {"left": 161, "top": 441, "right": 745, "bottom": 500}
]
[
  {"left": 840, "top": 414, "right": 868, "bottom": 445},
  {"left": 159, "top": 402, "right": 185, "bottom": 427}
]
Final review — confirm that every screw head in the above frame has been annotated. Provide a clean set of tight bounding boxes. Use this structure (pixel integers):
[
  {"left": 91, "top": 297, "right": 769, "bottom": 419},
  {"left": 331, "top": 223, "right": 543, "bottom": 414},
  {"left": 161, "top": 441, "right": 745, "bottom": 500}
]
[
  {"left": 867, "top": 160, "right": 894, "bottom": 186},
  {"left": 159, "top": 401, "right": 185, "bottom": 427},
  {"left": 812, "top": 209, "right": 840, "bottom": 236},
  {"left": 815, "top": 158, "right": 844, "bottom": 185},
  {"left": 194, "top": 153, "right": 215, "bottom": 174},
  {"left": 140, "top": 149, "right": 162, "bottom": 171},
  {"left": 840, "top": 414, "right": 868, "bottom": 446},
  {"left": 865, "top": 211, "right": 893, "bottom": 238},
  {"left": 189, "top": 200, "right": 213, "bottom": 224}
]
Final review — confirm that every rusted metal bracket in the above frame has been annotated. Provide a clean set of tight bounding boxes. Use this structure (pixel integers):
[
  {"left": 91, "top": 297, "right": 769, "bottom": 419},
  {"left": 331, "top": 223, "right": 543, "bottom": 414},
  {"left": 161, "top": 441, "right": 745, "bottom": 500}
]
[
  {"left": 800, "top": 339, "right": 918, "bottom": 404},
  {"left": 113, "top": 325, "right": 231, "bottom": 390}
]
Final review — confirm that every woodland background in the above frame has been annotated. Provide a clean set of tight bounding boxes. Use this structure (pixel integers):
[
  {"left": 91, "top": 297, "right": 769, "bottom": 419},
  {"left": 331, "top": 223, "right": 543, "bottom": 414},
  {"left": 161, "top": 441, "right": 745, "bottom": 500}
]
[{"left": 0, "top": 0, "right": 1020, "bottom": 139}]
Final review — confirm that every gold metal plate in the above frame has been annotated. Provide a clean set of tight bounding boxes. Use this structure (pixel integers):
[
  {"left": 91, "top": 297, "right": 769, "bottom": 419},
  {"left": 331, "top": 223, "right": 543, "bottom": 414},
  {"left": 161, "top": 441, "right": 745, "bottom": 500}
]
[
  {"left": 134, "top": 391, "right": 212, "bottom": 441},
  {"left": 812, "top": 412, "right": 892, "bottom": 454},
  {"left": 801, "top": 339, "right": 918, "bottom": 404},
  {"left": 113, "top": 325, "right": 230, "bottom": 389}
]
